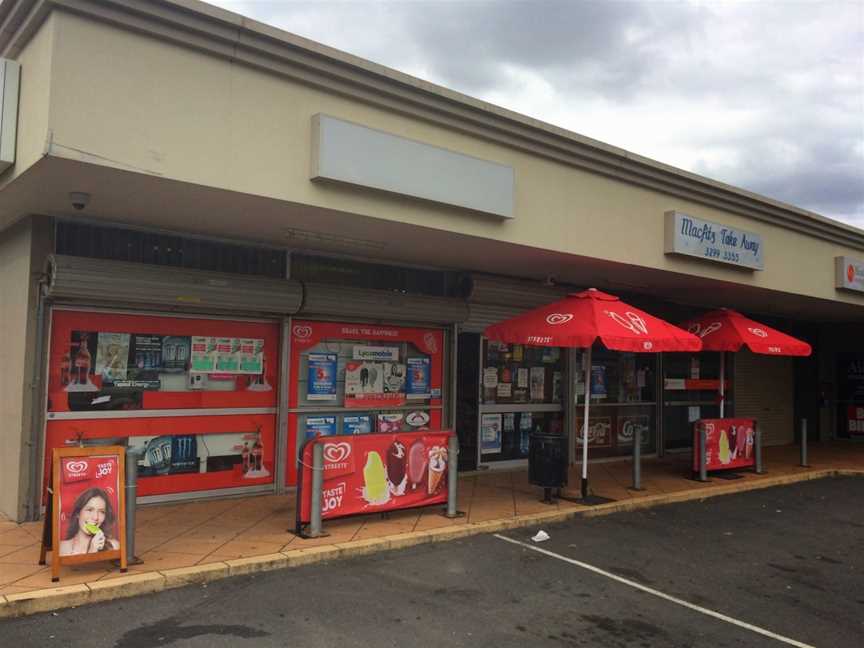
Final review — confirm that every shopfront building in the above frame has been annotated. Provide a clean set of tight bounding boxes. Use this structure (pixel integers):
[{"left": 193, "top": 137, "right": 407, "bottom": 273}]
[{"left": 1, "top": 0, "right": 863, "bottom": 521}]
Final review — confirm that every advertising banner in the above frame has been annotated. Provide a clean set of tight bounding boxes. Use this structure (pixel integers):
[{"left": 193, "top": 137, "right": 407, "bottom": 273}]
[
  {"left": 845, "top": 406, "right": 864, "bottom": 438},
  {"left": 306, "top": 416, "right": 338, "bottom": 440},
  {"left": 343, "top": 415, "right": 373, "bottom": 435},
  {"left": 297, "top": 431, "right": 453, "bottom": 524},
  {"left": 191, "top": 336, "right": 216, "bottom": 372},
  {"left": 307, "top": 353, "right": 338, "bottom": 400},
  {"left": 46, "top": 446, "right": 127, "bottom": 581},
  {"left": 692, "top": 418, "right": 756, "bottom": 471},
  {"left": 406, "top": 357, "right": 431, "bottom": 398},
  {"left": 480, "top": 413, "right": 503, "bottom": 454}
]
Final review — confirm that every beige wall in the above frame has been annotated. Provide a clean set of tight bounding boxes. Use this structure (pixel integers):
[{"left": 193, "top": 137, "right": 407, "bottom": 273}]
[
  {"left": 0, "top": 13, "right": 55, "bottom": 189},
  {"left": 0, "top": 216, "right": 50, "bottom": 521},
  {"left": 35, "top": 11, "right": 864, "bottom": 307}
]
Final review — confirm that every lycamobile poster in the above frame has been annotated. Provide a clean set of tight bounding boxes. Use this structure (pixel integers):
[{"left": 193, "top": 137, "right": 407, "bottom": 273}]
[
  {"left": 307, "top": 353, "right": 338, "bottom": 400},
  {"left": 406, "top": 357, "right": 431, "bottom": 398}
]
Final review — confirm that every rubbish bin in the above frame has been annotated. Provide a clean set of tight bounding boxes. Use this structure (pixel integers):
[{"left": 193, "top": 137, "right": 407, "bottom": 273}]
[{"left": 529, "top": 433, "right": 568, "bottom": 492}]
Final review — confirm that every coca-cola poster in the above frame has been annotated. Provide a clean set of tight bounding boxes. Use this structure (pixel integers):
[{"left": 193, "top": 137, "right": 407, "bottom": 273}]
[
  {"left": 575, "top": 417, "right": 612, "bottom": 447},
  {"left": 692, "top": 418, "right": 756, "bottom": 471},
  {"left": 617, "top": 415, "right": 650, "bottom": 448},
  {"left": 53, "top": 448, "right": 125, "bottom": 561},
  {"left": 297, "top": 431, "right": 453, "bottom": 524}
]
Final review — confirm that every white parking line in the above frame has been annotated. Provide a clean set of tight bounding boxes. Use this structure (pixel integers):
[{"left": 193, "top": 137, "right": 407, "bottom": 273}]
[{"left": 494, "top": 534, "right": 816, "bottom": 648}]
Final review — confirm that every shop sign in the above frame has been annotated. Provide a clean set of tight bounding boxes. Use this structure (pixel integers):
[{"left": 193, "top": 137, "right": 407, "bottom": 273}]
[
  {"left": 297, "top": 431, "right": 453, "bottom": 524},
  {"left": 692, "top": 418, "right": 756, "bottom": 471},
  {"left": 665, "top": 211, "right": 764, "bottom": 270},
  {"left": 846, "top": 406, "right": 864, "bottom": 438},
  {"left": 835, "top": 256, "right": 864, "bottom": 293},
  {"left": 353, "top": 346, "right": 399, "bottom": 361}
]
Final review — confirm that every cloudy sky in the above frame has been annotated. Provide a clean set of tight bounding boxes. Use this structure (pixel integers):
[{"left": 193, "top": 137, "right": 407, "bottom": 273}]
[{"left": 207, "top": 0, "right": 863, "bottom": 227}]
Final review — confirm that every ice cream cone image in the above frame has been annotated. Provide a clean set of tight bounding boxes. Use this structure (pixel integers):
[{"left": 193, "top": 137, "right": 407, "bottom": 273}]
[
  {"left": 427, "top": 445, "right": 447, "bottom": 495},
  {"left": 719, "top": 429, "right": 731, "bottom": 464}
]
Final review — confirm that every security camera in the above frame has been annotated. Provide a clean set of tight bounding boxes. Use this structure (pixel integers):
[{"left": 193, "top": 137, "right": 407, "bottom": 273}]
[{"left": 69, "top": 192, "right": 90, "bottom": 210}]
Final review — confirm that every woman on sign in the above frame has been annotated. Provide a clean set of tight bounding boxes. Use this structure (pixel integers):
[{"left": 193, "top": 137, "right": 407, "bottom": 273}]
[{"left": 59, "top": 487, "right": 120, "bottom": 556}]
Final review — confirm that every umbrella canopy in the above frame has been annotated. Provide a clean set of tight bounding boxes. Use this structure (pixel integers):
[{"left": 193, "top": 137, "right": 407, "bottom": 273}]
[
  {"left": 484, "top": 288, "right": 703, "bottom": 352},
  {"left": 682, "top": 309, "right": 811, "bottom": 356}
]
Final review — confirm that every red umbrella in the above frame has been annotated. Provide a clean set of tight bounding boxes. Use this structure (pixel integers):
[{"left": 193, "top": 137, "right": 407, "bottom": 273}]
[
  {"left": 682, "top": 308, "right": 812, "bottom": 416},
  {"left": 485, "top": 288, "right": 702, "bottom": 497}
]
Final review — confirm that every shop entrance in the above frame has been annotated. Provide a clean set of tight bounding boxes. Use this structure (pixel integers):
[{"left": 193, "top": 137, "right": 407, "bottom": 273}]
[{"left": 661, "top": 353, "right": 729, "bottom": 451}]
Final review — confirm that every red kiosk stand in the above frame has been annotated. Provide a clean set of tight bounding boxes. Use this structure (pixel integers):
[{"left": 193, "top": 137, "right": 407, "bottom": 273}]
[{"left": 692, "top": 418, "right": 758, "bottom": 480}]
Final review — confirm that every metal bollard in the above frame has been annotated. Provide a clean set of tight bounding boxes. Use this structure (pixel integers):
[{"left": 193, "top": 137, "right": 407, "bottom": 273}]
[
  {"left": 444, "top": 435, "right": 464, "bottom": 518},
  {"left": 632, "top": 431, "right": 642, "bottom": 490},
  {"left": 309, "top": 443, "right": 325, "bottom": 538},
  {"left": 125, "top": 446, "right": 146, "bottom": 565},
  {"left": 755, "top": 424, "right": 764, "bottom": 474},
  {"left": 800, "top": 419, "right": 809, "bottom": 467},
  {"left": 699, "top": 425, "right": 708, "bottom": 482}
]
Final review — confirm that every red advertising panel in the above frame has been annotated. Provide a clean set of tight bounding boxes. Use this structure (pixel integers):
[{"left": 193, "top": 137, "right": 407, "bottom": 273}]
[
  {"left": 692, "top": 418, "right": 756, "bottom": 472},
  {"left": 45, "top": 310, "right": 279, "bottom": 499},
  {"left": 297, "top": 431, "right": 453, "bottom": 524},
  {"left": 287, "top": 320, "right": 445, "bottom": 486}
]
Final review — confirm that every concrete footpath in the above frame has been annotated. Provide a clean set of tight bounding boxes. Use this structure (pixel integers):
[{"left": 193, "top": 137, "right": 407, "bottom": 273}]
[{"left": 1, "top": 442, "right": 861, "bottom": 619}]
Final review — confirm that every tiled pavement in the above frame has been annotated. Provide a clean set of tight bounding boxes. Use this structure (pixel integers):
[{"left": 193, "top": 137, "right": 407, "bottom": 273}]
[{"left": 1, "top": 441, "right": 862, "bottom": 601}]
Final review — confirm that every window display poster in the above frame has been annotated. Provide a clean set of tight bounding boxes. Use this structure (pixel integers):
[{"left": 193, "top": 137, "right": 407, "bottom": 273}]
[
  {"left": 307, "top": 353, "right": 338, "bottom": 400},
  {"left": 95, "top": 333, "right": 130, "bottom": 383},
  {"left": 516, "top": 368, "right": 529, "bottom": 389},
  {"left": 345, "top": 362, "right": 384, "bottom": 395},
  {"left": 591, "top": 365, "right": 607, "bottom": 398},
  {"left": 343, "top": 415, "right": 373, "bottom": 434},
  {"left": 497, "top": 382, "right": 512, "bottom": 398},
  {"left": 481, "top": 413, "right": 503, "bottom": 454},
  {"left": 576, "top": 417, "right": 612, "bottom": 447},
  {"left": 512, "top": 345, "right": 524, "bottom": 362},
  {"left": 191, "top": 336, "right": 216, "bottom": 372},
  {"left": 542, "top": 347, "right": 560, "bottom": 363},
  {"left": 239, "top": 339, "right": 264, "bottom": 374},
  {"left": 530, "top": 367, "right": 546, "bottom": 400},
  {"left": 406, "top": 357, "right": 431, "bottom": 398},
  {"left": 215, "top": 337, "right": 240, "bottom": 373},
  {"left": 519, "top": 413, "right": 532, "bottom": 454},
  {"left": 306, "top": 416, "right": 337, "bottom": 440},
  {"left": 617, "top": 415, "right": 650, "bottom": 447},
  {"left": 552, "top": 371, "right": 562, "bottom": 402},
  {"left": 483, "top": 367, "right": 499, "bottom": 389},
  {"left": 377, "top": 413, "right": 404, "bottom": 433},
  {"left": 383, "top": 363, "right": 406, "bottom": 394}
]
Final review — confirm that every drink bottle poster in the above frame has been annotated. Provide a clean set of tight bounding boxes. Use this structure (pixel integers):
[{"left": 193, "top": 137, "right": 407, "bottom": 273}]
[
  {"left": 575, "top": 417, "right": 612, "bottom": 447},
  {"left": 406, "top": 357, "right": 431, "bottom": 398},
  {"left": 480, "top": 413, "right": 503, "bottom": 454},
  {"left": 343, "top": 415, "right": 373, "bottom": 434},
  {"left": 297, "top": 431, "right": 453, "bottom": 524},
  {"left": 307, "top": 353, "right": 338, "bottom": 400},
  {"left": 215, "top": 337, "right": 240, "bottom": 373},
  {"left": 47, "top": 446, "right": 127, "bottom": 581},
  {"left": 95, "top": 333, "right": 130, "bottom": 383},
  {"left": 190, "top": 336, "right": 216, "bottom": 372},
  {"left": 616, "top": 415, "right": 650, "bottom": 447},
  {"left": 238, "top": 338, "right": 264, "bottom": 374},
  {"left": 66, "top": 331, "right": 99, "bottom": 392},
  {"left": 306, "top": 416, "right": 337, "bottom": 440},
  {"left": 692, "top": 418, "right": 756, "bottom": 471}
]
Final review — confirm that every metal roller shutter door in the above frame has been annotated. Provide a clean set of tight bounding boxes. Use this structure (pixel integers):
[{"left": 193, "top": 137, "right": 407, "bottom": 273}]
[
  {"left": 46, "top": 255, "right": 303, "bottom": 315},
  {"left": 734, "top": 349, "right": 795, "bottom": 445}
]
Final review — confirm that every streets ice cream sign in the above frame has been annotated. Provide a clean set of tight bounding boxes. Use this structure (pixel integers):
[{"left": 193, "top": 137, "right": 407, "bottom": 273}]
[
  {"left": 665, "top": 211, "right": 764, "bottom": 271},
  {"left": 835, "top": 256, "right": 864, "bottom": 294}
]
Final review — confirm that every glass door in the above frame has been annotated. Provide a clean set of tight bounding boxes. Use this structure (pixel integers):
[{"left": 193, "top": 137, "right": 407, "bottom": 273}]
[{"left": 661, "top": 352, "right": 731, "bottom": 451}]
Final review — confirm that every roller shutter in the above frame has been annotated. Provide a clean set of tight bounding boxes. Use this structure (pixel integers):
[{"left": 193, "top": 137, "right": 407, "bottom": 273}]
[
  {"left": 45, "top": 255, "right": 303, "bottom": 315},
  {"left": 734, "top": 349, "right": 795, "bottom": 445},
  {"left": 461, "top": 274, "right": 572, "bottom": 333},
  {"left": 300, "top": 282, "right": 469, "bottom": 324}
]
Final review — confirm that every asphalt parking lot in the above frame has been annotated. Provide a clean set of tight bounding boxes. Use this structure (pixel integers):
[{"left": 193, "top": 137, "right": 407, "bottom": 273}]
[{"left": 2, "top": 476, "right": 862, "bottom": 647}]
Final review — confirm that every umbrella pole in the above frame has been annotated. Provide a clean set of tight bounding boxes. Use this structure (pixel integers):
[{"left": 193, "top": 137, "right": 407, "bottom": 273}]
[
  {"left": 582, "top": 345, "right": 592, "bottom": 499},
  {"left": 719, "top": 352, "right": 725, "bottom": 418}
]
